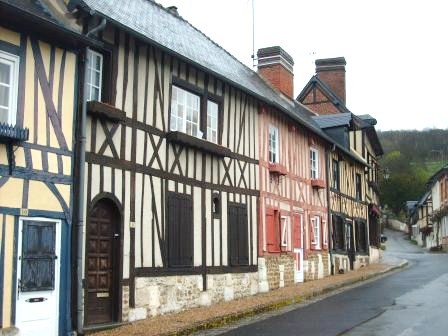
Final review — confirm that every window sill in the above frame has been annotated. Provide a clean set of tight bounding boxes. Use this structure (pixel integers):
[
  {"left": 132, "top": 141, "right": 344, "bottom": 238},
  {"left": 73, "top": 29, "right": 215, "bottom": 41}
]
[
  {"left": 87, "top": 101, "right": 126, "bottom": 122},
  {"left": 269, "top": 163, "right": 287, "bottom": 175},
  {"left": 0, "top": 123, "right": 29, "bottom": 144},
  {"left": 166, "top": 131, "right": 231, "bottom": 157},
  {"left": 311, "top": 178, "right": 326, "bottom": 189}
]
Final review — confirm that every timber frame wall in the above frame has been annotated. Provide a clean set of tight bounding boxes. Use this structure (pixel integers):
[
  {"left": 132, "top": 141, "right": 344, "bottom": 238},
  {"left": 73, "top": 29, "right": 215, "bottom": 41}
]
[
  {"left": 258, "top": 104, "right": 329, "bottom": 264},
  {"left": 80, "top": 22, "right": 260, "bottom": 315},
  {"left": 0, "top": 22, "right": 77, "bottom": 334}
]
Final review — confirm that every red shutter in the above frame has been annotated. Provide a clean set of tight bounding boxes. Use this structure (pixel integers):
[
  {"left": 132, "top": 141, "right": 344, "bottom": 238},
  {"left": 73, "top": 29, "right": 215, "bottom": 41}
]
[
  {"left": 266, "top": 208, "right": 280, "bottom": 253},
  {"left": 293, "top": 213, "right": 302, "bottom": 249}
]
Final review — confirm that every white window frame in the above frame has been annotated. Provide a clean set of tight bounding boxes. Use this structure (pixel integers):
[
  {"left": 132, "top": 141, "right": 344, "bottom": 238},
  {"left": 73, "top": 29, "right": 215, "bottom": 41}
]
[
  {"left": 311, "top": 216, "right": 321, "bottom": 249},
  {"left": 170, "top": 85, "right": 201, "bottom": 137},
  {"left": 86, "top": 49, "right": 103, "bottom": 102},
  {"left": 0, "top": 50, "right": 20, "bottom": 126},
  {"left": 206, "top": 100, "right": 218, "bottom": 143},
  {"left": 322, "top": 219, "right": 328, "bottom": 246},
  {"left": 310, "top": 148, "right": 319, "bottom": 179},
  {"left": 281, "top": 216, "right": 291, "bottom": 250},
  {"left": 268, "top": 125, "right": 279, "bottom": 163}
]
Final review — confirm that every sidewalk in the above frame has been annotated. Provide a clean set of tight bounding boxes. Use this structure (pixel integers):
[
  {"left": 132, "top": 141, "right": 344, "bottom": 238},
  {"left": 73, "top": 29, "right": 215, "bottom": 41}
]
[{"left": 91, "top": 258, "right": 407, "bottom": 336}]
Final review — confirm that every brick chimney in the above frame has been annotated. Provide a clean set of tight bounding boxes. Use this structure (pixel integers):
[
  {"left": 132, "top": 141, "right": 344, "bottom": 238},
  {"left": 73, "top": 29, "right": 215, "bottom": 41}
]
[
  {"left": 315, "top": 57, "right": 346, "bottom": 104},
  {"left": 257, "top": 46, "right": 294, "bottom": 99}
]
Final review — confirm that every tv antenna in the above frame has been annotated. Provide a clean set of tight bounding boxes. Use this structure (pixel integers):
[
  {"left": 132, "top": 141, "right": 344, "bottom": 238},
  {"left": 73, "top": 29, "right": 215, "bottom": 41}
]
[{"left": 251, "top": 0, "right": 256, "bottom": 67}]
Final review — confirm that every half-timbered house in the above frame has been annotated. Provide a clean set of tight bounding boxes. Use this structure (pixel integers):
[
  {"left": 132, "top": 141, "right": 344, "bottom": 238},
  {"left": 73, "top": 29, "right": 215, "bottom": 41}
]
[
  {"left": 255, "top": 47, "right": 331, "bottom": 287},
  {"left": 0, "top": 1, "right": 88, "bottom": 335},
  {"left": 68, "top": 0, "right": 263, "bottom": 328},
  {"left": 297, "top": 57, "right": 383, "bottom": 272}
]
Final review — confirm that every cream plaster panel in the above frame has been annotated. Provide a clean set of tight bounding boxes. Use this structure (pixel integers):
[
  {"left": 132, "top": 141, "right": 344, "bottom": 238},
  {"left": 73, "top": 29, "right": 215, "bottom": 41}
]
[
  {"left": 205, "top": 189, "right": 212, "bottom": 266},
  {"left": 0, "top": 26, "right": 20, "bottom": 45},
  {"left": 152, "top": 177, "right": 163, "bottom": 267},
  {"left": 0, "top": 178, "right": 23, "bottom": 208},
  {"left": 103, "top": 166, "right": 112, "bottom": 193},
  {"left": 28, "top": 180, "right": 62, "bottom": 212},
  {"left": 47, "top": 152, "right": 58, "bottom": 174},
  {"left": 221, "top": 192, "right": 228, "bottom": 266},
  {"left": 90, "top": 164, "right": 100, "bottom": 200},
  {"left": 134, "top": 173, "right": 143, "bottom": 267},
  {"left": 2, "top": 215, "right": 15, "bottom": 328},
  {"left": 142, "top": 174, "right": 152, "bottom": 267},
  {"left": 123, "top": 171, "right": 131, "bottom": 278},
  {"left": 62, "top": 155, "right": 71, "bottom": 176}
]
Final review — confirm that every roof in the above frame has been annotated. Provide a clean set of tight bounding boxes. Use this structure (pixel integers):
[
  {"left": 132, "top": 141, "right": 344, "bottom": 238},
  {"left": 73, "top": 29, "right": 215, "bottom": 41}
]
[
  {"left": 297, "top": 75, "right": 384, "bottom": 156},
  {"left": 313, "top": 113, "right": 352, "bottom": 129},
  {"left": 0, "top": 0, "right": 59, "bottom": 25},
  {"left": 426, "top": 165, "right": 448, "bottom": 189}
]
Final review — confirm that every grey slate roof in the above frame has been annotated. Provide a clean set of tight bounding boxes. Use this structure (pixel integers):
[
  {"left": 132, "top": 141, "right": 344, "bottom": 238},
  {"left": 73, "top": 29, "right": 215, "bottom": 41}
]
[
  {"left": 78, "top": 0, "right": 336, "bottom": 142},
  {"left": 313, "top": 113, "right": 352, "bottom": 129}
]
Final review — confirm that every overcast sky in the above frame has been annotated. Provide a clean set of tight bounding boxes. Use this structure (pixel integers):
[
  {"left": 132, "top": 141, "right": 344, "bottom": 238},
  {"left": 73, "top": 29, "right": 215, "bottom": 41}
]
[{"left": 157, "top": 0, "right": 447, "bottom": 131}]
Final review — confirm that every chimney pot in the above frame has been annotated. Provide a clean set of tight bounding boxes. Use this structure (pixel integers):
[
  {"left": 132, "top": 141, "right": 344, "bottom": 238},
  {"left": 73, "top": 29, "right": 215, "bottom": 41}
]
[
  {"left": 257, "top": 46, "right": 294, "bottom": 99},
  {"left": 167, "top": 6, "right": 179, "bottom": 16}
]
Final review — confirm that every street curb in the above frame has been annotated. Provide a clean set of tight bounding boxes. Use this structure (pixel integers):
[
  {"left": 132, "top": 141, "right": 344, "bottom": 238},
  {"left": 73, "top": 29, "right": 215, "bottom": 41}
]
[{"left": 162, "top": 260, "right": 409, "bottom": 336}]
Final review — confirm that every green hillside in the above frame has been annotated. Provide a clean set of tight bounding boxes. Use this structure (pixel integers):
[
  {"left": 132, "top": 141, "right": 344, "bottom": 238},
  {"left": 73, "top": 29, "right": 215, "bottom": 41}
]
[{"left": 377, "top": 129, "right": 448, "bottom": 217}]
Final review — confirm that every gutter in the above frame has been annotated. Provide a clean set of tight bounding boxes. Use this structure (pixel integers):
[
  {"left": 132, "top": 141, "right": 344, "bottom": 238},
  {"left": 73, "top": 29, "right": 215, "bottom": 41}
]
[
  {"left": 325, "top": 146, "right": 335, "bottom": 275},
  {"left": 76, "top": 17, "right": 107, "bottom": 335}
]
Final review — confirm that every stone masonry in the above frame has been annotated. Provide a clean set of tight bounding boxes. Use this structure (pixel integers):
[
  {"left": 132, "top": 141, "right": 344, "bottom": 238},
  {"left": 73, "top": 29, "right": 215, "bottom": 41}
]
[
  {"left": 262, "top": 255, "right": 295, "bottom": 290},
  {"left": 304, "top": 252, "right": 330, "bottom": 281},
  {"left": 124, "top": 272, "right": 259, "bottom": 322}
]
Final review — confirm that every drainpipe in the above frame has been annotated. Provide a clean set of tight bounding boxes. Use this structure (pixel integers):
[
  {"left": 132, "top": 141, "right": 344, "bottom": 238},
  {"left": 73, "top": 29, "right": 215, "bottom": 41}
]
[
  {"left": 76, "top": 17, "right": 107, "bottom": 335},
  {"left": 325, "top": 145, "right": 335, "bottom": 275}
]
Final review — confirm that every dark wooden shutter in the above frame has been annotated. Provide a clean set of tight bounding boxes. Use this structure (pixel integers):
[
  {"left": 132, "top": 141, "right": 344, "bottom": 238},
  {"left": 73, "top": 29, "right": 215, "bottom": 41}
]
[
  {"left": 21, "top": 221, "right": 56, "bottom": 292},
  {"left": 167, "top": 192, "right": 193, "bottom": 267},
  {"left": 237, "top": 206, "right": 249, "bottom": 265},
  {"left": 228, "top": 202, "right": 249, "bottom": 266},
  {"left": 293, "top": 214, "right": 301, "bottom": 248}
]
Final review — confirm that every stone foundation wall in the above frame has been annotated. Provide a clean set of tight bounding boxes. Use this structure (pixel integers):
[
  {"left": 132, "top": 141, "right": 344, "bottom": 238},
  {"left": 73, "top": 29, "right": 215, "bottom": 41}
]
[
  {"left": 369, "top": 246, "right": 381, "bottom": 264},
  {"left": 304, "top": 252, "right": 330, "bottom": 281},
  {"left": 123, "top": 272, "right": 258, "bottom": 321},
  {"left": 333, "top": 253, "right": 370, "bottom": 273},
  {"left": 261, "top": 255, "right": 295, "bottom": 290}
]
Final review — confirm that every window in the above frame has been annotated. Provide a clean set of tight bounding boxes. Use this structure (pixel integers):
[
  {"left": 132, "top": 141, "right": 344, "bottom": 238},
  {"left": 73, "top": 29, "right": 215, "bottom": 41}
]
[
  {"left": 281, "top": 216, "right": 291, "bottom": 250},
  {"left": 86, "top": 49, "right": 103, "bottom": 101},
  {"left": 167, "top": 192, "right": 193, "bottom": 267},
  {"left": 228, "top": 202, "right": 249, "bottom": 266},
  {"left": 332, "top": 159, "right": 340, "bottom": 190},
  {"left": 212, "top": 192, "right": 220, "bottom": 217},
  {"left": 332, "top": 215, "right": 345, "bottom": 250},
  {"left": 268, "top": 125, "right": 279, "bottom": 163},
  {"left": 311, "top": 216, "right": 321, "bottom": 249},
  {"left": 0, "top": 50, "right": 19, "bottom": 125},
  {"left": 20, "top": 221, "right": 56, "bottom": 291},
  {"left": 170, "top": 85, "right": 200, "bottom": 137},
  {"left": 355, "top": 220, "right": 367, "bottom": 253},
  {"left": 355, "top": 173, "right": 362, "bottom": 200},
  {"left": 310, "top": 148, "right": 319, "bottom": 179},
  {"left": 207, "top": 100, "right": 218, "bottom": 143}
]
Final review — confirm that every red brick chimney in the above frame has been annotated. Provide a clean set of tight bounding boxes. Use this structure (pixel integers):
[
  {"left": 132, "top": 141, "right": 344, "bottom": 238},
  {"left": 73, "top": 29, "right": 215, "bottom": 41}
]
[
  {"left": 315, "top": 57, "right": 346, "bottom": 104},
  {"left": 257, "top": 46, "right": 294, "bottom": 99}
]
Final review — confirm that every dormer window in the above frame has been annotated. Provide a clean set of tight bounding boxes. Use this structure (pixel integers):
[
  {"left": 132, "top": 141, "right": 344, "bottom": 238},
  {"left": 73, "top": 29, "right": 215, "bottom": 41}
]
[
  {"left": 207, "top": 100, "right": 218, "bottom": 143},
  {"left": 86, "top": 49, "right": 103, "bottom": 102},
  {"left": 0, "top": 50, "right": 19, "bottom": 126},
  {"left": 268, "top": 125, "right": 279, "bottom": 163}
]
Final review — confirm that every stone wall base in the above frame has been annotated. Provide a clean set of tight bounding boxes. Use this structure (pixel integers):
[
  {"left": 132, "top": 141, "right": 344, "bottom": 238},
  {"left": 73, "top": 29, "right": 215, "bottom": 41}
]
[
  {"left": 124, "top": 272, "right": 258, "bottom": 321},
  {"left": 260, "top": 255, "right": 295, "bottom": 290},
  {"left": 333, "top": 253, "right": 370, "bottom": 273},
  {"left": 304, "top": 252, "right": 330, "bottom": 281}
]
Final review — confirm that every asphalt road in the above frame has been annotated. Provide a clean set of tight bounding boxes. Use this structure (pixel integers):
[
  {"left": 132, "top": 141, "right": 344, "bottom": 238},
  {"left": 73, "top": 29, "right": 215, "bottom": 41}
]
[{"left": 202, "top": 229, "right": 448, "bottom": 336}]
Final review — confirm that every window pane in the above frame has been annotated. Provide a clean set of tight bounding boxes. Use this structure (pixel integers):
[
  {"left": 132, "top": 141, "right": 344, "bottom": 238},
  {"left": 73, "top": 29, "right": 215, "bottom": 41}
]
[
  {"left": 0, "top": 85, "right": 9, "bottom": 108},
  {"left": 186, "top": 122, "right": 191, "bottom": 135},
  {"left": 0, "top": 107, "right": 9, "bottom": 123},
  {"left": 0, "top": 62, "right": 11, "bottom": 84},
  {"left": 94, "top": 71, "right": 101, "bottom": 87},
  {"left": 94, "top": 54, "right": 102, "bottom": 70}
]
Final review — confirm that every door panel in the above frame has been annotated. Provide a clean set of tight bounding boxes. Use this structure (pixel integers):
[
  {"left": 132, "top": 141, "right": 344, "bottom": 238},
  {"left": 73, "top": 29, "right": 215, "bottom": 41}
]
[
  {"left": 16, "top": 218, "right": 60, "bottom": 336},
  {"left": 85, "top": 199, "right": 120, "bottom": 325}
]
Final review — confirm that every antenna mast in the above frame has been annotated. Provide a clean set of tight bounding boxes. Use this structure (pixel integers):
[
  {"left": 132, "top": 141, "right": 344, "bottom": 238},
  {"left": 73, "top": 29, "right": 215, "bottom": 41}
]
[{"left": 251, "top": 0, "right": 256, "bottom": 67}]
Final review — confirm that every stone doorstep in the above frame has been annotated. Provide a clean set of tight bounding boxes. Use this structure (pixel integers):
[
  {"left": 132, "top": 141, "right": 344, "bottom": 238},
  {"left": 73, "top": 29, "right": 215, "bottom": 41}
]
[{"left": 157, "top": 260, "right": 409, "bottom": 336}]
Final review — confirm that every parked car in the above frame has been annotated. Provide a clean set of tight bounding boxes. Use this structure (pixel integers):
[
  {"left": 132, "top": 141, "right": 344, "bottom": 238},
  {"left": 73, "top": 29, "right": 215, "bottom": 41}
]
[{"left": 381, "top": 234, "right": 388, "bottom": 243}]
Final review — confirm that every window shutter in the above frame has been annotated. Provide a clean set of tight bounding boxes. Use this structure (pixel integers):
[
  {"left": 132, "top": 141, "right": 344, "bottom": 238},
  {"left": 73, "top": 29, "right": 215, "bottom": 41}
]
[
  {"left": 238, "top": 207, "right": 249, "bottom": 265},
  {"left": 21, "top": 221, "right": 56, "bottom": 292},
  {"left": 310, "top": 217, "right": 316, "bottom": 250},
  {"left": 228, "top": 205, "right": 239, "bottom": 265},
  {"left": 266, "top": 208, "right": 280, "bottom": 252},
  {"left": 293, "top": 214, "right": 301, "bottom": 248}
]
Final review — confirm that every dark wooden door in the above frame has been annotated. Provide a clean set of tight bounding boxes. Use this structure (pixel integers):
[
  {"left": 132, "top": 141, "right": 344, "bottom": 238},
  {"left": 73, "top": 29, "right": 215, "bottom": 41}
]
[{"left": 85, "top": 199, "right": 120, "bottom": 325}]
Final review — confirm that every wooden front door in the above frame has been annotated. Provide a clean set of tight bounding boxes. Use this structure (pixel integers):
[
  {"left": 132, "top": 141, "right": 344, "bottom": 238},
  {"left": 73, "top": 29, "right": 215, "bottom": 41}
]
[{"left": 85, "top": 199, "right": 120, "bottom": 325}]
